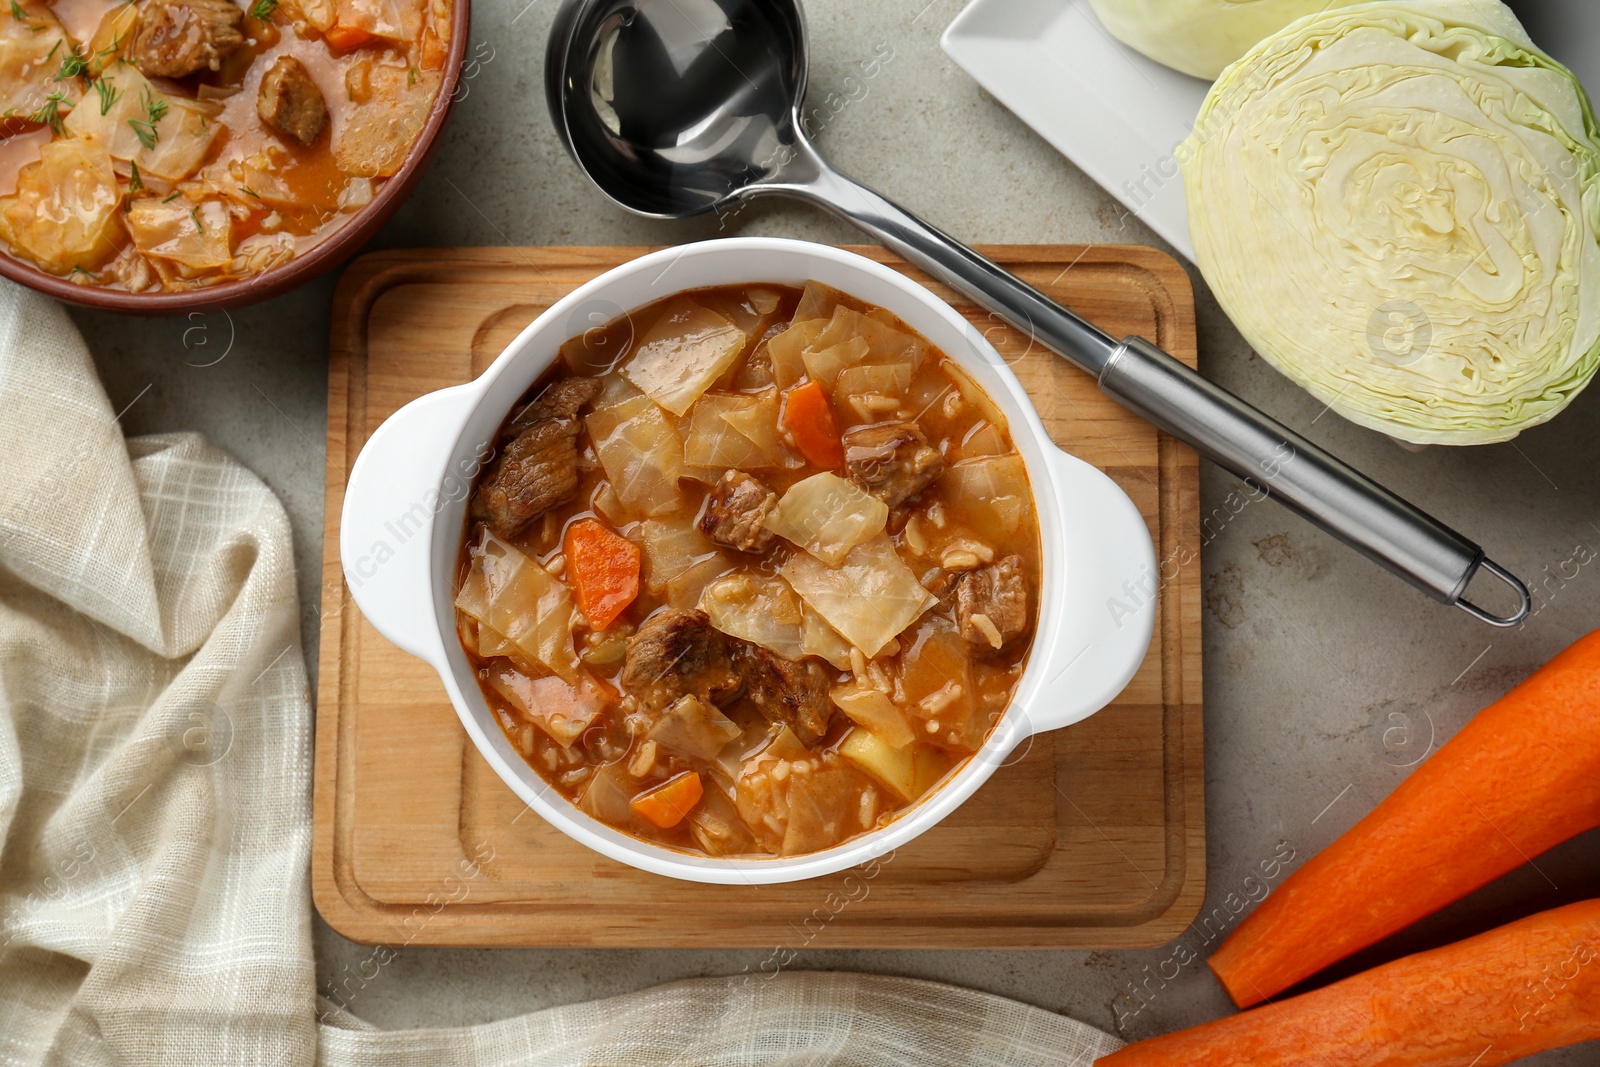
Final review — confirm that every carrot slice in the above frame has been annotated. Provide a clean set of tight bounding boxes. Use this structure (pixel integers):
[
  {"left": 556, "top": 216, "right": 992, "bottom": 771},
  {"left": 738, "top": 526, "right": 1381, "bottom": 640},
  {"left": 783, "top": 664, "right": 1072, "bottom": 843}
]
[
  {"left": 323, "top": 24, "right": 373, "bottom": 51},
  {"left": 563, "top": 518, "right": 640, "bottom": 630},
  {"left": 630, "top": 771, "right": 704, "bottom": 829},
  {"left": 1097, "top": 899, "right": 1600, "bottom": 1067},
  {"left": 781, "top": 380, "right": 844, "bottom": 470},
  {"left": 1209, "top": 628, "right": 1600, "bottom": 1008}
]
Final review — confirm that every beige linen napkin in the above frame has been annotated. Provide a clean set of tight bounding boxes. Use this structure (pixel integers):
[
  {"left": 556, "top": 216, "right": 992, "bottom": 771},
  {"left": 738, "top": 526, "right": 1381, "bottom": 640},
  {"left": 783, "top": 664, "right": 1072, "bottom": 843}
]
[{"left": 0, "top": 281, "right": 1123, "bottom": 1066}]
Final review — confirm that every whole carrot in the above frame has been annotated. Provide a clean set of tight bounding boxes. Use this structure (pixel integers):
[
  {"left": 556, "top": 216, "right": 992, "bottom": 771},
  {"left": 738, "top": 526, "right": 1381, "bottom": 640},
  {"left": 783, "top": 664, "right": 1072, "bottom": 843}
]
[
  {"left": 1099, "top": 899, "right": 1600, "bottom": 1067},
  {"left": 1210, "top": 629, "right": 1600, "bottom": 1008}
]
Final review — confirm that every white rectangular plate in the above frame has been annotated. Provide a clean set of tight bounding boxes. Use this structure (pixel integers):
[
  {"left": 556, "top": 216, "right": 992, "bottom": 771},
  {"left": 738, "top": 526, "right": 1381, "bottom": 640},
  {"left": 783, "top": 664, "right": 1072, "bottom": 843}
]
[
  {"left": 941, "top": 0, "right": 1206, "bottom": 260},
  {"left": 940, "top": 0, "right": 1599, "bottom": 265}
]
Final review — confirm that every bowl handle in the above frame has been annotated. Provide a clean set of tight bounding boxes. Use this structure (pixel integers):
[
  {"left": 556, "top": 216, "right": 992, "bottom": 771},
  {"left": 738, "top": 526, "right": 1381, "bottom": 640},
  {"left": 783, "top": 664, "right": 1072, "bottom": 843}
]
[
  {"left": 340, "top": 384, "right": 480, "bottom": 667},
  {"left": 1019, "top": 447, "right": 1158, "bottom": 734}
]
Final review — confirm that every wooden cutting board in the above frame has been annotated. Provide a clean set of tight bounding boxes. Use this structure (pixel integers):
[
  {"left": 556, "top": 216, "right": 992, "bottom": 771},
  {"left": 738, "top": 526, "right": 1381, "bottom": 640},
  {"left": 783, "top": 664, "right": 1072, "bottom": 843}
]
[{"left": 314, "top": 245, "right": 1204, "bottom": 948}]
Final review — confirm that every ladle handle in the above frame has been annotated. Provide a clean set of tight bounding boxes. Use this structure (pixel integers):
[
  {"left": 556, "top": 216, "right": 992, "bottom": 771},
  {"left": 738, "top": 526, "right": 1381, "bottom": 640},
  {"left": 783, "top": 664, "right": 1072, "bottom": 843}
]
[{"left": 778, "top": 162, "right": 1531, "bottom": 626}]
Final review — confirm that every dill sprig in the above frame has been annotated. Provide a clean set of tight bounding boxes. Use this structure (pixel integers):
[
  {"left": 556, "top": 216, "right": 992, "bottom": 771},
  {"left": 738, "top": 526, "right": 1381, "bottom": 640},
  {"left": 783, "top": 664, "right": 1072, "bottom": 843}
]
[
  {"left": 93, "top": 76, "right": 120, "bottom": 115},
  {"left": 28, "top": 90, "right": 67, "bottom": 135},
  {"left": 127, "top": 84, "right": 166, "bottom": 149},
  {"left": 54, "top": 43, "right": 87, "bottom": 80},
  {"left": 128, "top": 160, "right": 143, "bottom": 191}
]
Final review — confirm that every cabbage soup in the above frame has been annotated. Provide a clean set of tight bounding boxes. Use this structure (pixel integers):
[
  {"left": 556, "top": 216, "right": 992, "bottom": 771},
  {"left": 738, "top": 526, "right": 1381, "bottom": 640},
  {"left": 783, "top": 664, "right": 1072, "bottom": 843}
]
[
  {"left": 455, "top": 281, "right": 1041, "bottom": 859},
  {"left": 0, "top": 0, "right": 452, "bottom": 291}
]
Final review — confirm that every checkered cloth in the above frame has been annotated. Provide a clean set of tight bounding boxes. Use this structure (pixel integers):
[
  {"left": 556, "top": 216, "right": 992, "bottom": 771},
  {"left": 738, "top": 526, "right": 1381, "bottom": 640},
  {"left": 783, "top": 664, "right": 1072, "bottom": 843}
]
[{"left": 0, "top": 282, "right": 1123, "bottom": 1065}]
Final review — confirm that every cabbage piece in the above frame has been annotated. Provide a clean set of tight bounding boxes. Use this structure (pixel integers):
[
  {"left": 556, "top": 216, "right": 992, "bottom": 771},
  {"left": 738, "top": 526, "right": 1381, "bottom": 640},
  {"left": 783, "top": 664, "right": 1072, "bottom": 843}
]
[
  {"left": 0, "top": 140, "right": 122, "bottom": 276},
  {"left": 1182, "top": 0, "right": 1600, "bottom": 445},
  {"left": 813, "top": 306, "right": 924, "bottom": 369},
  {"left": 719, "top": 389, "right": 796, "bottom": 466},
  {"left": 1086, "top": 0, "right": 1368, "bottom": 80},
  {"left": 680, "top": 391, "right": 788, "bottom": 471},
  {"left": 830, "top": 682, "right": 916, "bottom": 748},
  {"left": 622, "top": 296, "right": 750, "bottom": 415},
  {"left": 336, "top": 0, "right": 426, "bottom": 42},
  {"left": 585, "top": 394, "right": 684, "bottom": 516},
  {"left": 834, "top": 363, "right": 912, "bottom": 412},
  {"left": 780, "top": 534, "right": 936, "bottom": 658},
  {"left": 647, "top": 694, "right": 742, "bottom": 760},
  {"left": 579, "top": 762, "right": 640, "bottom": 825},
  {"left": 282, "top": 0, "right": 336, "bottom": 31},
  {"left": 686, "top": 782, "right": 758, "bottom": 856},
  {"left": 455, "top": 530, "right": 580, "bottom": 681},
  {"left": 699, "top": 286, "right": 785, "bottom": 346},
  {"left": 85, "top": 4, "right": 137, "bottom": 74},
  {"left": 639, "top": 519, "right": 729, "bottom": 610},
  {"left": 698, "top": 572, "right": 807, "bottom": 660},
  {"left": 801, "top": 335, "right": 869, "bottom": 390},
  {"left": 66, "top": 69, "right": 224, "bottom": 181},
  {"left": 736, "top": 728, "right": 879, "bottom": 854},
  {"left": 136, "top": 98, "right": 222, "bottom": 181},
  {"left": 801, "top": 603, "right": 854, "bottom": 670},
  {"left": 793, "top": 280, "right": 865, "bottom": 323},
  {"left": 940, "top": 455, "right": 1030, "bottom": 545},
  {"left": 764, "top": 472, "right": 887, "bottom": 566},
  {"left": 0, "top": 3, "right": 72, "bottom": 116},
  {"left": 766, "top": 318, "right": 823, "bottom": 390},
  {"left": 487, "top": 664, "right": 610, "bottom": 747},
  {"left": 126, "top": 200, "right": 233, "bottom": 276}
]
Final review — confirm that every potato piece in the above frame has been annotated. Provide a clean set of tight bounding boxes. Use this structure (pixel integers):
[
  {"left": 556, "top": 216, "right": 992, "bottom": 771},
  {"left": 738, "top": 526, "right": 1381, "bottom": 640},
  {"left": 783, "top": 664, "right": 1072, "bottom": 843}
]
[
  {"left": 0, "top": 141, "right": 123, "bottom": 276},
  {"left": 126, "top": 198, "right": 233, "bottom": 276},
  {"left": 0, "top": 3, "right": 73, "bottom": 117},
  {"left": 839, "top": 730, "right": 948, "bottom": 803},
  {"left": 897, "top": 618, "right": 984, "bottom": 751},
  {"left": 333, "top": 62, "right": 440, "bottom": 178}
]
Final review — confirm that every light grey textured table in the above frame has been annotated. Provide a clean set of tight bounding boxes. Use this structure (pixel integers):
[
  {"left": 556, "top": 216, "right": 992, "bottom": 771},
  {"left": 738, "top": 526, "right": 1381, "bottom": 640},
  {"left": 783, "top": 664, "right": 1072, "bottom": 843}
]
[{"left": 77, "top": 0, "right": 1600, "bottom": 1058}]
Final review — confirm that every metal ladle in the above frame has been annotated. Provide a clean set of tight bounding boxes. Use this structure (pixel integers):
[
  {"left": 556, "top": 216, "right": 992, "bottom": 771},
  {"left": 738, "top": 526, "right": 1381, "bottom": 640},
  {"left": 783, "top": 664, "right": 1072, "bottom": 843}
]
[{"left": 545, "top": 0, "right": 1531, "bottom": 626}]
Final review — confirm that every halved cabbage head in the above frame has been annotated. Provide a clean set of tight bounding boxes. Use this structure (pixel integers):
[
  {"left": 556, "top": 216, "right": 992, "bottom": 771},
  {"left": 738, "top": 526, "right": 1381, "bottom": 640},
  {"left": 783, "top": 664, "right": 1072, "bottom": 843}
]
[
  {"left": 1086, "top": 0, "right": 1368, "bottom": 80},
  {"left": 1181, "top": 0, "right": 1600, "bottom": 445}
]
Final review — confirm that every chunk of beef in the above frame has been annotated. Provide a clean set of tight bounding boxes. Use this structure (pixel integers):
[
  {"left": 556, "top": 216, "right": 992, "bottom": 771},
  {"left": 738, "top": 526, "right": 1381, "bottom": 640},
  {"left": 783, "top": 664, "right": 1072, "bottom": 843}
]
[
  {"left": 955, "top": 554, "right": 1029, "bottom": 652},
  {"left": 622, "top": 609, "right": 742, "bottom": 711},
  {"left": 471, "top": 376, "right": 602, "bottom": 540},
  {"left": 698, "top": 470, "right": 777, "bottom": 553},
  {"left": 257, "top": 56, "right": 328, "bottom": 146},
  {"left": 129, "top": 0, "right": 244, "bottom": 78},
  {"left": 735, "top": 642, "right": 834, "bottom": 746},
  {"left": 842, "top": 421, "right": 944, "bottom": 507}
]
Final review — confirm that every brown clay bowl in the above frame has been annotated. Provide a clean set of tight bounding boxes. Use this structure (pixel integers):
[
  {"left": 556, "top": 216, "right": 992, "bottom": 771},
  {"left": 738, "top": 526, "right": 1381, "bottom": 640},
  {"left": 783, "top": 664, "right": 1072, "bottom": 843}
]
[{"left": 2, "top": 2, "right": 471, "bottom": 315}]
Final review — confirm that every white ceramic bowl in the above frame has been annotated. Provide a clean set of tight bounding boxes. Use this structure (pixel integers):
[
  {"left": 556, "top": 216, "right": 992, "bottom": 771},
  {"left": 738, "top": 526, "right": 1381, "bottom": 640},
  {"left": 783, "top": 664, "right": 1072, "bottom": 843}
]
[{"left": 341, "top": 237, "right": 1156, "bottom": 884}]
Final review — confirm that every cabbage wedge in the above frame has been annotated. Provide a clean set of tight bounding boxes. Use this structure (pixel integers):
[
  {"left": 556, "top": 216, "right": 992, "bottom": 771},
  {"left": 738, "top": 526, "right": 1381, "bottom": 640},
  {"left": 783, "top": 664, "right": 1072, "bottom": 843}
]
[{"left": 1181, "top": 0, "right": 1600, "bottom": 445}]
